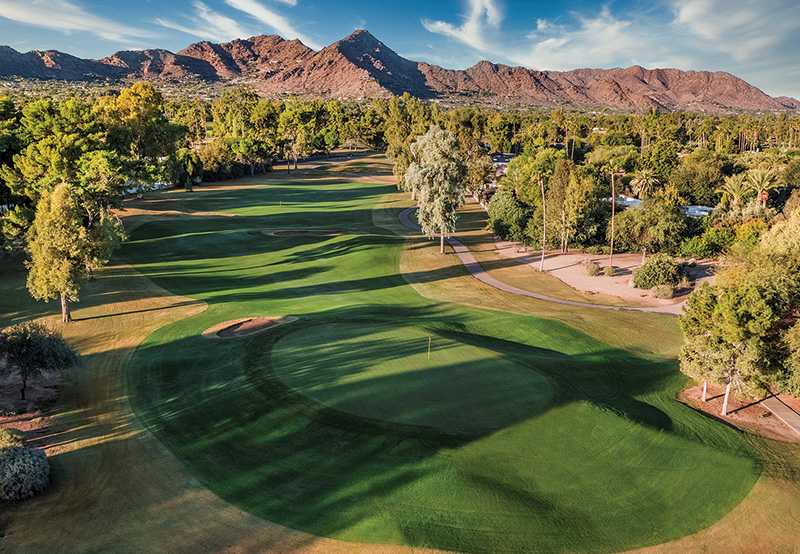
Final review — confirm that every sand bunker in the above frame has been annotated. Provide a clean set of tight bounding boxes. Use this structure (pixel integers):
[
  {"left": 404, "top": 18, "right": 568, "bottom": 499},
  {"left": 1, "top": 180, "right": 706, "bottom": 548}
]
[{"left": 202, "top": 316, "right": 297, "bottom": 339}]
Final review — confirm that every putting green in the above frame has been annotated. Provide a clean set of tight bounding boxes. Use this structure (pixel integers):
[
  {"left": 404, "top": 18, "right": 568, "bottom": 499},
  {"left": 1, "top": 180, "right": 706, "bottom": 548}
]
[{"left": 271, "top": 323, "right": 554, "bottom": 433}]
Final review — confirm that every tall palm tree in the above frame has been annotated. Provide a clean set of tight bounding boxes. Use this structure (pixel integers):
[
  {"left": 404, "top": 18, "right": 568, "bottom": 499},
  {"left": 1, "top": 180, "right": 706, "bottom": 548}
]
[
  {"left": 630, "top": 169, "right": 660, "bottom": 199},
  {"left": 715, "top": 174, "right": 751, "bottom": 206},
  {"left": 746, "top": 168, "right": 780, "bottom": 207}
]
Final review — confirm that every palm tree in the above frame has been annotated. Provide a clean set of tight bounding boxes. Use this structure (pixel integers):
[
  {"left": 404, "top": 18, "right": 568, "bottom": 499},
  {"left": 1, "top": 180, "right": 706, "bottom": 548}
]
[
  {"left": 715, "top": 174, "right": 751, "bottom": 206},
  {"left": 630, "top": 169, "right": 660, "bottom": 199},
  {"left": 746, "top": 168, "right": 780, "bottom": 207}
]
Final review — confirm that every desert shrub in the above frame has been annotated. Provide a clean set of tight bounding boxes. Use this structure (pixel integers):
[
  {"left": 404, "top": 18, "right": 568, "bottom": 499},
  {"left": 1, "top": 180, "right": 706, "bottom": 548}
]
[
  {"left": 603, "top": 266, "right": 615, "bottom": 276},
  {"left": 585, "top": 261, "right": 600, "bottom": 276},
  {"left": 633, "top": 254, "right": 681, "bottom": 289},
  {"left": 0, "top": 428, "right": 25, "bottom": 449},
  {"left": 585, "top": 245, "right": 602, "bottom": 255},
  {"left": 650, "top": 285, "right": 675, "bottom": 299},
  {"left": 0, "top": 446, "right": 50, "bottom": 501},
  {"left": 732, "top": 220, "right": 770, "bottom": 251},
  {"left": 679, "top": 275, "right": 692, "bottom": 289}
]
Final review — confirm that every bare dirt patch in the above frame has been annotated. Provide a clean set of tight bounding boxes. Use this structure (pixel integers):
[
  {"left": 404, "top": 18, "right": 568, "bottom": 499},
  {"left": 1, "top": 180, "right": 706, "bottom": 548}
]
[
  {"left": 680, "top": 383, "right": 800, "bottom": 444},
  {"left": 202, "top": 316, "right": 297, "bottom": 339},
  {"left": 494, "top": 240, "right": 716, "bottom": 314},
  {"left": 0, "top": 372, "right": 62, "bottom": 455}
]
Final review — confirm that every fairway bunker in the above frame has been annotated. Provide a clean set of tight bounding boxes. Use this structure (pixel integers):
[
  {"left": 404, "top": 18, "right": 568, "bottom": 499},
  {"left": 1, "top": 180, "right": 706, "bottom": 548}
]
[
  {"left": 270, "top": 322, "right": 555, "bottom": 434},
  {"left": 202, "top": 316, "right": 297, "bottom": 338}
]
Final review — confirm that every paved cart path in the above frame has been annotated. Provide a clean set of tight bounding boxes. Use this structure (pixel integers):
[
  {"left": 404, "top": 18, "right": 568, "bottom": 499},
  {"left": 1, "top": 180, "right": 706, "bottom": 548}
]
[{"left": 398, "top": 207, "right": 678, "bottom": 317}]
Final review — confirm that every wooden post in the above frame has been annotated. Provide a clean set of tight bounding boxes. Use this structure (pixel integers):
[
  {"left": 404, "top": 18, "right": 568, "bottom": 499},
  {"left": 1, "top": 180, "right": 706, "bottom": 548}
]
[
  {"left": 539, "top": 174, "right": 546, "bottom": 272},
  {"left": 702, "top": 381, "right": 708, "bottom": 402},
  {"left": 721, "top": 377, "right": 732, "bottom": 416},
  {"left": 609, "top": 172, "right": 616, "bottom": 269}
]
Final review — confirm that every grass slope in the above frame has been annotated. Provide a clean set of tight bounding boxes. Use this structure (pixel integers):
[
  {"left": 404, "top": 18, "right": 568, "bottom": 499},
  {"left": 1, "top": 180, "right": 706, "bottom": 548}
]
[{"left": 122, "top": 161, "right": 759, "bottom": 554}]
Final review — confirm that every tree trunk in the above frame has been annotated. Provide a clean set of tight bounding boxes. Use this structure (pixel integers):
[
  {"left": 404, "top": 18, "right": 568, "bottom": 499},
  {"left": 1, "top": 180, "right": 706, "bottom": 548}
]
[
  {"left": 250, "top": 163, "right": 255, "bottom": 177},
  {"left": 609, "top": 172, "right": 616, "bottom": 269},
  {"left": 287, "top": 159, "right": 290, "bottom": 174},
  {"left": 642, "top": 246, "right": 646, "bottom": 265},
  {"left": 540, "top": 174, "right": 546, "bottom": 272},
  {"left": 20, "top": 377, "right": 26, "bottom": 400},
  {"left": 702, "top": 381, "right": 708, "bottom": 402},
  {"left": 440, "top": 231, "right": 445, "bottom": 254},
  {"left": 61, "top": 293, "right": 72, "bottom": 323},
  {"left": 411, "top": 189, "right": 416, "bottom": 201},
  {"left": 721, "top": 378, "right": 732, "bottom": 415}
]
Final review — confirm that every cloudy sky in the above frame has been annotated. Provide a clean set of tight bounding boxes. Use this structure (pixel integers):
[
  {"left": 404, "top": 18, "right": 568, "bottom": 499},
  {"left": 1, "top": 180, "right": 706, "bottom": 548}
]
[{"left": 0, "top": 0, "right": 798, "bottom": 98}]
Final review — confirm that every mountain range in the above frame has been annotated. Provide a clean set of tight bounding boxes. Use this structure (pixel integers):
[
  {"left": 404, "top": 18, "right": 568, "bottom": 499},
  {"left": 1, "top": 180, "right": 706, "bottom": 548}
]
[{"left": 1, "top": 30, "right": 797, "bottom": 114}]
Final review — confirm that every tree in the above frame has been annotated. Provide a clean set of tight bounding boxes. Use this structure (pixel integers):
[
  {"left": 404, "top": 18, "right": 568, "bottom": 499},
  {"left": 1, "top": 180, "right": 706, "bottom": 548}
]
[
  {"left": 614, "top": 197, "right": 688, "bottom": 262},
  {"left": 716, "top": 173, "right": 751, "bottom": 207},
  {"left": 405, "top": 126, "right": 466, "bottom": 253},
  {"left": 100, "top": 82, "right": 183, "bottom": 160},
  {"left": 0, "top": 321, "right": 79, "bottom": 400},
  {"left": 746, "top": 168, "right": 780, "bottom": 207},
  {"left": 629, "top": 168, "right": 660, "bottom": 199},
  {"left": 680, "top": 282, "right": 779, "bottom": 415},
  {"left": 26, "top": 183, "right": 92, "bottom": 322}
]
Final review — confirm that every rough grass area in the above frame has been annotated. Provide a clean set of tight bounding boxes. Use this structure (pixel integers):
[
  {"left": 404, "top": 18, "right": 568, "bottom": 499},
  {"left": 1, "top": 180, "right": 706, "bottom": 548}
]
[{"left": 124, "top": 160, "right": 758, "bottom": 554}]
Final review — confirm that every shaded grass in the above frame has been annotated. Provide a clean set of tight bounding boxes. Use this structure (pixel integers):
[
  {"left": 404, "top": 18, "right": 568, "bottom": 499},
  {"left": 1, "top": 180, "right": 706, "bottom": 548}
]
[{"left": 125, "top": 170, "right": 760, "bottom": 553}]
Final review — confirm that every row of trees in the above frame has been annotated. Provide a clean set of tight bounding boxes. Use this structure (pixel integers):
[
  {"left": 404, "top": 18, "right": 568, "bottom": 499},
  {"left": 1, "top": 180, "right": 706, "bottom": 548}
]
[{"left": 0, "top": 83, "right": 195, "bottom": 320}]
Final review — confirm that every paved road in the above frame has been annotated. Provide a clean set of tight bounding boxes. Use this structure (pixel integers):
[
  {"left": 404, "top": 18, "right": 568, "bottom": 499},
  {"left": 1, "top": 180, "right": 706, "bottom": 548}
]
[{"left": 398, "top": 207, "right": 679, "bottom": 317}]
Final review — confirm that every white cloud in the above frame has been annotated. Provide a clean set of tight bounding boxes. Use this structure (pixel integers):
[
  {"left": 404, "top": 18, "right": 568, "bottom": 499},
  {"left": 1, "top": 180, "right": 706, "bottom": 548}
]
[
  {"left": 422, "top": 0, "right": 503, "bottom": 52},
  {"left": 154, "top": 1, "right": 254, "bottom": 43},
  {"left": 672, "top": 0, "right": 798, "bottom": 62},
  {"left": 509, "top": 8, "right": 653, "bottom": 71},
  {"left": 420, "top": 0, "right": 800, "bottom": 97},
  {"left": 0, "top": 0, "right": 151, "bottom": 43},
  {"left": 225, "top": 0, "right": 321, "bottom": 49}
]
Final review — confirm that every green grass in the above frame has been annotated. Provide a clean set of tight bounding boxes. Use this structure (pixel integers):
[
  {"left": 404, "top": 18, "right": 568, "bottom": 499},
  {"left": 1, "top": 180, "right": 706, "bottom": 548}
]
[
  {"left": 271, "top": 322, "right": 554, "bottom": 433},
  {"left": 123, "top": 169, "right": 760, "bottom": 554}
]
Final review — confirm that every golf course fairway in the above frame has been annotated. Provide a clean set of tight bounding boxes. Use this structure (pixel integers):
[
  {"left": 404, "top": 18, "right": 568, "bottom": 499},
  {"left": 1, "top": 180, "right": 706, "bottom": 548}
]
[{"left": 123, "top": 163, "right": 760, "bottom": 554}]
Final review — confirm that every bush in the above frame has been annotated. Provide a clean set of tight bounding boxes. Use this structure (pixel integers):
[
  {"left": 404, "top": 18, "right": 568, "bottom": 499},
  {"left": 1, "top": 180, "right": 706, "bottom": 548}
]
[
  {"left": 0, "top": 446, "right": 50, "bottom": 500},
  {"left": 633, "top": 254, "right": 681, "bottom": 289},
  {"left": 603, "top": 266, "right": 615, "bottom": 276},
  {"left": 650, "top": 285, "right": 675, "bottom": 299},
  {"left": 0, "top": 428, "right": 25, "bottom": 449},
  {"left": 585, "top": 245, "right": 602, "bottom": 255},
  {"left": 585, "top": 261, "right": 600, "bottom": 276}
]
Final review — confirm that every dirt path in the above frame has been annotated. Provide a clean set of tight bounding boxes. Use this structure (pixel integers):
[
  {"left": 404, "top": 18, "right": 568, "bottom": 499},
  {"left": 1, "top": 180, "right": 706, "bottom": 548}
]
[{"left": 398, "top": 207, "right": 679, "bottom": 317}]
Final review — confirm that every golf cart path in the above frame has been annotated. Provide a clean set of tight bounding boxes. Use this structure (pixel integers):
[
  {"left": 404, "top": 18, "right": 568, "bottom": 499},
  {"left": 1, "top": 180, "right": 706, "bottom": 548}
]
[
  {"left": 398, "top": 207, "right": 679, "bottom": 317},
  {"left": 762, "top": 396, "right": 800, "bottom": 436}
]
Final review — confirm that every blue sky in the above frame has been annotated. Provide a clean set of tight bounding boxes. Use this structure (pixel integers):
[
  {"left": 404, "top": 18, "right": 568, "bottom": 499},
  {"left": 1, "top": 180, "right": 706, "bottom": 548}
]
[{"left": 0, "top": 0, "right": 798, "bottom": 98}]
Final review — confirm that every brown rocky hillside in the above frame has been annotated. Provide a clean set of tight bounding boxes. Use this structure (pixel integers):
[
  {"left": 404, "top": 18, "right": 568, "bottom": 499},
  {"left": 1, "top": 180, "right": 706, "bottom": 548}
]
[{"left": 0, "top": 30, "right": 796, "bottom": 113}]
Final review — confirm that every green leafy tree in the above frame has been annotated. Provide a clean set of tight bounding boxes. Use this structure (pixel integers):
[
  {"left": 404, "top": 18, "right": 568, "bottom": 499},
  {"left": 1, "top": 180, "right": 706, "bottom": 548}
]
[
  {"left": 680, "top": 282, "right": 780, "bottom": 414},
  {"left": 405, "top": 126, "right": 466, "bottom": 253},
  {"left": 746, "top": 168, "right": 780, "bottom": 207},
  {"left": 230, "top": 137, "right": 274, "bottom": 176},
  {"left": 614, "top": 197, "right": 688, "bottom": 261},
  {"left": 0, "top": 320, "right": 79, "bottom": 399},
  {"left": 629, "top": 168, "right": 660, "bottom": 199},
  {"left": 716, "top": 173, "right": 752, "bottom": 207},
  {"left": 26, "top": 183, "right": 99, "bottom": 322}
]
